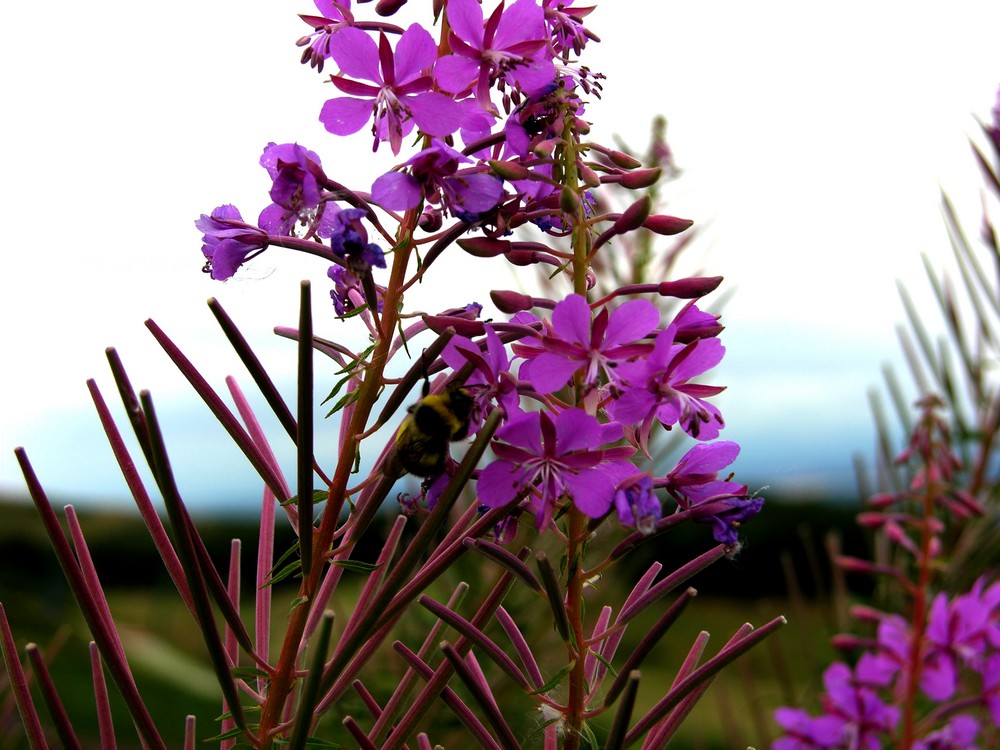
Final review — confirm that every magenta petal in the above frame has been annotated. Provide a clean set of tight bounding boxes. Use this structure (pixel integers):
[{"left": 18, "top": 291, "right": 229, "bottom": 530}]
[
  {"left": 554, "top": 409, "right": 601, "bottom": 453},
  {"left": 522, "top": 352, "right": 580, "bottom": 394},
  {"left": 449, "top": 173, "right": 503, "bottom": 212},
  {"left": 394, "top": 24, "right": 438, "bottom": 83},
  {"left": 508, "top": 59, "right": 557, "bottom": 97},
  {"left": 605, "top": 298, "right": 660, "bottom": 346},
  {"left": 408, "top": 91, "right": 464, "bottom": 136},
  {"left": 478, "top": 459, "right": 528, "bottom": 508},
  {"left": 552, "top": 294, "right": 592, "bottom": 345},
  {"left": 493, "top": 0, "right": 545, "bottom": 49},
  {"left": 434, "top": 54, "right": 480, "bottom": 94},
  {"left": 566, "top": 468, "right": 615, "bottom": 518},
  {"left": 446, "top": 0, "right": 485, "bottom": 47},
  {"left": 673, "top": 339, "right": 725, "bottom": 381},
  {"left": 495, "top": 411, "right": 542, "bottom": 454},
  {"left": 371, "top": 172, "right": 422, "bottom": 211},
  {"left": 320, "top": 97, "right": 374, "bottom": 135},
  {"left": 609, "top": 387, "right": 655, "bottom": 425},
  {"left": 328, "top": 27, "right": 382, "bottom": 82},
  {"left": 678, "top": 441, "right": 740, "bottom": 475}
]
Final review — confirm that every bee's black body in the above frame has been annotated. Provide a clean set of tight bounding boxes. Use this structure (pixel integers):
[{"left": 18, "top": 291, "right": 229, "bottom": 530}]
[{"left": 386, "top": 385, "right": 474, "bottom": 478}]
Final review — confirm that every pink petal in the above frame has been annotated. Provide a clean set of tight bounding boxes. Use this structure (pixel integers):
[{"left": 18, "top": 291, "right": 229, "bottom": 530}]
[
  {"left": 407, "top": 91, "right": 464, "bottom": 136},
  {"left": 394, "top": 24, "right": 438, "bottom": 84},
  {"left": 605, "top": 298, "right": 659, "bottom": 347},
  {"left": 446, "top": 0, "right": 485, "bottom": 48},
  {"left": 566, "top": 468, "right": 615, "bottom": 518},
  {"left": 554, "top": 409, "right": 601, "bottom": 453},
  {"left": 478, "top": 460, "right": 528, "bottom": 508},
  {"left": 434, "top": 54, "right": 480, "bottom": 95},
  {"left": 319, "top": 96, "right": 373, "bottom": 135},
  {"left": 328, "top": 27, "right": 382, "bottom": 82},
  {"left": 493, "top": 0, "right": 545, "bottom": 49},
  {"left": 371, "top": 172, "right": 421, "bottom": 210},
  {"left": 552, "top": 294, "right": 592, "bottom": 345},
  {"left": 521, "top": 352, "right": 580, "bottom": 395},
  {"left": 672, "top": 338, "right": 725, "bottom": 381}
]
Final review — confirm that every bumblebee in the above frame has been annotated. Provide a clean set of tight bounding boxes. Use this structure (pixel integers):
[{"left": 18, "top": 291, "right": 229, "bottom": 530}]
[{"left": 386, "top": 379, "right": 474, "bottom": 478}]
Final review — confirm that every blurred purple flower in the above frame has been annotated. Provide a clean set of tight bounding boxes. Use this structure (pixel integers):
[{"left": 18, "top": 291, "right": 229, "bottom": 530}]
[
  {"left": 515, "top": 294, "right": 658, "bottom": 395},
  {"left": 821, "top": 662, "right": 900, "bottom": 750},
  {"left": 477, "top": 408, "right": 631, "bottom": 528},
  {"left": 435, "top": 0, "right": 556, "bottom": 111},
  {"left": 773, "top": 707, "right": 842, "bottom": 750},
  {"left": 197, "top": 205, "right": 268, "bottom": 280},
  {"left": 371, "top": 139, "right": 504, "bottom": 215},
  {"left": 613, "top": 473, "right": 659, "bottom": 534},
  {"left": 319, "top": 24, "right": 463, "bottom": 154},
  {"left": 912, "top": 715, "right": 980, "bottom": 750}
]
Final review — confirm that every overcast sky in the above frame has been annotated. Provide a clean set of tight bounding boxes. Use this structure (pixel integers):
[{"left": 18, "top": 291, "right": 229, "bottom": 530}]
[{"left": 1, "top": 0, "right": 998, "bottom": 511}]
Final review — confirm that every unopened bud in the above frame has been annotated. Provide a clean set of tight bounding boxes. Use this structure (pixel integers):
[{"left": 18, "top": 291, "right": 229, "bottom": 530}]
[
  {"left": 617, "top": 167, "right": 661, "bottom": 189},
  {"left": 491, "top": 289, "right": 534, "bottom": 313},
  {"left": 422, "top": 315, "right": 485, "bottom": 337},
  {"left": 418, "top": 207, "right": 443, "bottom": 232},
  {"left": 612, "top": 196, "right": 652, "bottom": 234},
  {"left": 457, "top": 237, "right": 511, "bottom": 257},
  {"left": 533, "top": 139, "right": 558, "bottom": 158},
  {"left": 608, "top": 150, "right": 643, "bottom": 169},
  {"left": 560, "top": 187, "right": 581, "bottom": 214},
  {"left": 644, "top": 214, "right": 693, "bottom": 235},
  {"left": 488, "top": 159, "right": 532, "bottom": 181},
  {"left": 579, "top": 164, "right": 601, "bottom": 188},
  {"left": 856, "top": 512, "right": 886, "bottom": 529},
  {"left": 657, "top": 276, "right": 723, "bottom": 299},
  {"left": 375, "top": 0, "right": 408, "bottom": 15}
]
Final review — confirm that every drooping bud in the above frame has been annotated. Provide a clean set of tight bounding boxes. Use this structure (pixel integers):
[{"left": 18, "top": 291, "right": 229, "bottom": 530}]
[
  {"left": 491, "top": 290, "right": 534, "bottom": 313},
  {"left": 418, "top": 207, "right": 443, "bottom": 232},
  {"left": 644, "top": 214, "right": 694, "bottom": 235},
  {"left": 612, "top": 196, "right": 652, "bottom": 234}
]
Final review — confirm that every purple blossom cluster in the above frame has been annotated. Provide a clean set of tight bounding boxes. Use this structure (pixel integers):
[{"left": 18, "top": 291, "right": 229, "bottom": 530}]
[{"left": 195, "top": 0, "right": 763, "bottom": 547}]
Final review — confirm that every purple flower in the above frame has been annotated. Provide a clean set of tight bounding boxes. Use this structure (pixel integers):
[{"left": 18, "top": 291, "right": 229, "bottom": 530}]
[
  {"left": 371, "top": 139, "right": 504, "bottom": 215},
  {"left": 435, "top": 0, "right": 556, "bottom": 111},
  {"left": 820, "top": 662, "right": 900, "bottom": 750},
  {"left": 515, "top": 294, "right": 658, "bottom": 395},
  {"left": 328, "top": 207, "right": 385, "bottom": 272},
  {"left": 666, "top": 441, "right": 761, "bottom": 545},
  {"left": 328, "top": 264, "right": 385, "bottom": 317},
  {"left": 477, "top": 408, "right": 631, "bottom": 528},
  {"left": 441, "top": 326, "right": 521, "bottom": 420},
  {"left": 609, "top": 310, "right": 726, "bottom": 442},
  {"left": 319, "top": 24, "right": 463, "bottom": 154},
  {"left": 257, "top": 142, "right": 331, "bottom": 237},
  {"left": 542, "top": 0, "right": 596, "bottom": 57},
  {"left": 912, "top": 715, "right": 980, "bottom": 750},
  {"left": 773, "top": 707, "right": 842, "bottom": 750},
  {"left": 613, "top": 474, "right": 660, "bottom": 534},
  {"left": 196, "top": 205, "right": 268, "bottom": 280}
]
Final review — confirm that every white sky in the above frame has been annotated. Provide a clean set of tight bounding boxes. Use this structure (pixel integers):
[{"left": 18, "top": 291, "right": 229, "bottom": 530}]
[{"left": 1, "top": 0, "right": 998, "bottom": 509}]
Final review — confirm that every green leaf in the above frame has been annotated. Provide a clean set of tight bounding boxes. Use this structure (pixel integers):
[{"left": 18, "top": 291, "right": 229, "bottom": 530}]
[
  {"left": 530, "top": 661, "right": 575, "bottom": 695},
  {"left": 289, "top": 596, "right": 309, "bottom": 612},
  {"left": 204, "top": 726, "right": 247, "bottom": 742},
  {"left": 266, "top": 558, "right": 302, "bottom": 587},
  {"left": 580, "top": 720, "right": 599, "bottom": 749},
  {"left": 331, "top": 559, "right": 382, "bottom": 573},
  {"left": 231, "top": 666, "right": 269, "bottom": 681}
]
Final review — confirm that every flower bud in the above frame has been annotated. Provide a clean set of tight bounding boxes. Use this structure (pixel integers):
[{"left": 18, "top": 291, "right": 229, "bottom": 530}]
[
  {"left": 488, "top": 159, "right": 532, "bottom": 181},
  {"left": 657, "top": 276, "right": 723, "bottom": 299},
  {"left": 608, "top": 150, "right": 643, "bottom": 169},
  {"left": 612, "top": 196, "right": 652, "bottom": 234},
  {"left": 616, "top": 167, "right": 661, "bottom": 189},
  {"left": 457, "top": 237, "right": 511, "bottom": 257},
  {"left": 491, "top": 289, "right": 534, "bottom": 313},
  {"left": 644, "top": 214, "right": 694, "bottom": 235},
  {"left": 375, "top": 0, "right": 408, "bottom": 15},
  {"left": 422, "top": 315, "right": 486, "bottom": 336},
  {"left": 560, "top": 186, "right": 581, "bottom": 214},
  {"left": 579, "top": 164, "right": 601, "bottom": 188},
  {"left": 418, "top": 207, "right": 443, "bottom": 232}
]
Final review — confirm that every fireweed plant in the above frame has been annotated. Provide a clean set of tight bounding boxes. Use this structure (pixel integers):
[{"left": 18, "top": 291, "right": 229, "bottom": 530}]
[
  {"left": 774, "top": 89, "right": 1000, "bottom": 750},
  {"left": 2, "top": 0, "right": 783, "bottom": 747}
]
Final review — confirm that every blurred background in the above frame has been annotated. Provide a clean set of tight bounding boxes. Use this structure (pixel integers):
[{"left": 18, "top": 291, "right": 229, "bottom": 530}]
[{"left": 1, "top": 0, "right": 999, "bottom": 747}]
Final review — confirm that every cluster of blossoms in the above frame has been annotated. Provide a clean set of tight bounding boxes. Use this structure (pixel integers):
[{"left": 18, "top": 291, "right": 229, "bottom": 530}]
[
  {"left": 196, "top": 0, "right": 762, "bottom": 545},
  {"left": 775, "top": 397, "right": 999, "bottom": 749}
]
